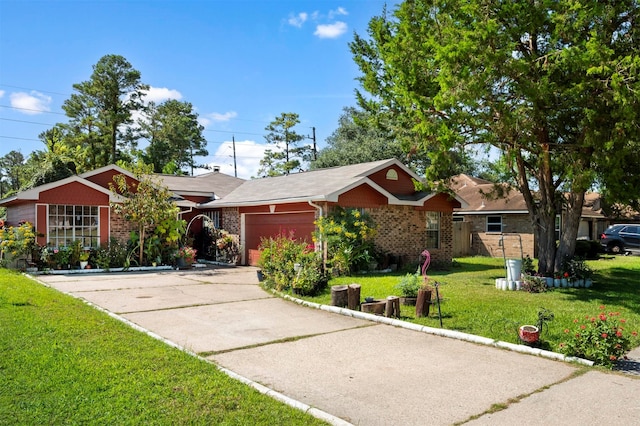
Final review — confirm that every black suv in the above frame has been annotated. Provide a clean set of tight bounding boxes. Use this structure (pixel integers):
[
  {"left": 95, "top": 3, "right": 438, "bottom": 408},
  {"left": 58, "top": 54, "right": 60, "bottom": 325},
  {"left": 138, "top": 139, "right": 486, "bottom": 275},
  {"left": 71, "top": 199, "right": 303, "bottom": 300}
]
[{"left": 600, "top": 224, "right": 640, "bottom": 254}]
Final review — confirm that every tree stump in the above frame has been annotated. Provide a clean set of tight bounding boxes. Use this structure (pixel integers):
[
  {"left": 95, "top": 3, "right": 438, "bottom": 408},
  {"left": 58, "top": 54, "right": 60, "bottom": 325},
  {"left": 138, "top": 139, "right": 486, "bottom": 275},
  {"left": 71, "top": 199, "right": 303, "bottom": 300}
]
[
  {"left": 385, "top": 296, "right": 400, "bottom": 318},
  {"left": 331, "top": 285, "right": 349, "bottom": 307},
  {"left": 347, "top": 283, "right": 361, "bottom": 310},
  {"left": 415, "top": 288, "right": 432, "bottom": 318}
]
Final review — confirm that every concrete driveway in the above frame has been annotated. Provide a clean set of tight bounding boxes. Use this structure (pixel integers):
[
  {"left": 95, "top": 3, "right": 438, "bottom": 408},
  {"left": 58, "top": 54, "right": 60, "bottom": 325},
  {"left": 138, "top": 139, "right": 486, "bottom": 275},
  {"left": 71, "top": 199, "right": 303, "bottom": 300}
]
[{"left": 38, "top": 266, "right": 640, "bottom": 425}]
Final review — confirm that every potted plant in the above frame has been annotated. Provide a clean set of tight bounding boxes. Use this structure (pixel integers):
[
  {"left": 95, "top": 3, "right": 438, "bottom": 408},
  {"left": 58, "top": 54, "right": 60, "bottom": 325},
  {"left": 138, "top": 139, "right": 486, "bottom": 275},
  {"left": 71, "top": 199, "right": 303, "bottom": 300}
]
[
  {"left": 175, "top": 246, "right": 197, "bottom": 269},
  {"left": 396, "top": 272, "right": 421, "bottom": 305},
  {"left": 79, "top": 251, "right": 90, "bottom": 269}
]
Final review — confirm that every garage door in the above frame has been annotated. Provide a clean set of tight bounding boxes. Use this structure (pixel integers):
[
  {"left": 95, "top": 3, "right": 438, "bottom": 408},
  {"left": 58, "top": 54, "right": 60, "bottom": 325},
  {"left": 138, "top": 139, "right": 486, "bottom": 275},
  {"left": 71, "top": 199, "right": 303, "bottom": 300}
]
[{"left": 245, "top": 212, "right": 316, "bottom": 265}]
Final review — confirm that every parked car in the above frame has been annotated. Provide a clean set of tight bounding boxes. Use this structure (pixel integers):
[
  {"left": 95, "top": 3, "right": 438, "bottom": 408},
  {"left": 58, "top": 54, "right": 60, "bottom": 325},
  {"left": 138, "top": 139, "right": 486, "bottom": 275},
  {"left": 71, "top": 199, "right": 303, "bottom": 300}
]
[{"left": 600, "top": 224, "right": 640, "bottom": 254}]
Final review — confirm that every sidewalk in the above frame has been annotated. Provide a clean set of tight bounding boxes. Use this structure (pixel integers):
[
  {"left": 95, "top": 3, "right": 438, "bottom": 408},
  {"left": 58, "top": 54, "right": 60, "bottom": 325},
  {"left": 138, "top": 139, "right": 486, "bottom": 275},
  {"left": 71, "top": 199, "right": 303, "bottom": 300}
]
[{"left": 37, "top": 266, "right": 640, "bottom": 425}]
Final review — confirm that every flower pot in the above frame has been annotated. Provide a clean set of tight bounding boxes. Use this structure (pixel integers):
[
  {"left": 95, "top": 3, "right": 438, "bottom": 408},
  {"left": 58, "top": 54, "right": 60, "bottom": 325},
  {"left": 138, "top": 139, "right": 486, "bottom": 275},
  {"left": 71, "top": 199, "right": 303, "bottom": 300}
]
[
  {"left": 519, "top": 325, "right": 540, "bottom": 344},
  {"left": 561, "top": 278, "right": 568, "bottom": 287},
  {"left": 80, "top": 261, "right": 88, "bottom": 269},
  {"left": 585, "top": 278, "right": 593, "bottom": 288},
  {"left": 553, "top": 278, "right": 561, "bottom": 287}
]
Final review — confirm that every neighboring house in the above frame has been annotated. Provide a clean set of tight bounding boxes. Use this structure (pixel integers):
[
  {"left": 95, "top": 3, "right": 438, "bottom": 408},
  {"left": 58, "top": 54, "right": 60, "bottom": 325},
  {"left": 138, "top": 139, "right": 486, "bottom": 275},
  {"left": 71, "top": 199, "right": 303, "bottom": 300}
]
[
  {"left": 0, "top": 164, "right": 244, "bottom": 249},
  {"left": 0, "top": 159, "right": 465, "bottom": 267},
  {"left": 451, "top": 174, "right": 608, "bottom": 258},
  {"left": 201, "top": 159, "right": 466, "bottom": 266}
]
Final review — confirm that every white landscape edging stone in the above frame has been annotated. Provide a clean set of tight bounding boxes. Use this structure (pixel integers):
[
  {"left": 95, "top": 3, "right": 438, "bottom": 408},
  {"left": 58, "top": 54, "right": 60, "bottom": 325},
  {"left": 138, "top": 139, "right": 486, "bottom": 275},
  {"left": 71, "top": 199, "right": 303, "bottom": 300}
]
[{"left": 282, "top": 293, "right": 595, "bottom": 367}]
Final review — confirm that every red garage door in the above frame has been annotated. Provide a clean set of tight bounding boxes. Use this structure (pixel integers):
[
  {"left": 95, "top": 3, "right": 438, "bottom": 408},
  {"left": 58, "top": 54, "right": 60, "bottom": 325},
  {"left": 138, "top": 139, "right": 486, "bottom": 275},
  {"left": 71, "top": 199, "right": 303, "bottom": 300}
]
[{"left": 245, "top": 212, "right": 316, "bottom": 265}]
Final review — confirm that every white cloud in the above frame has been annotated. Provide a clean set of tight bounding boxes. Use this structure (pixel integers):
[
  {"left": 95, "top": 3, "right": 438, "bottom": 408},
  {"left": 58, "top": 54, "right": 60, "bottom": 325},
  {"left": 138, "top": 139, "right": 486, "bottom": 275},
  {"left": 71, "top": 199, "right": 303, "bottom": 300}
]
[
  {"left": 328, "top": 7, "right": 348, "bottom": 19},
  {"left": 197, "top": 140, "right": 267, "bottom": 179},
  {"left": 288, "top": 12, "right": 308, "bottom": 28},
  {"left": 144, "top": 86, "right": 183, "bottom": 103},
  {"left": 0, "top": 90, "right": 5, "bottom": 98},
  {"left": 10, "top": 91, "right": 51, "bottom": 114},
  {"left": 314, "top": 21, "right": 348, "bottom": 39},
  {"left": 209, "top": 111, "right": 238, "bottom": 122}
]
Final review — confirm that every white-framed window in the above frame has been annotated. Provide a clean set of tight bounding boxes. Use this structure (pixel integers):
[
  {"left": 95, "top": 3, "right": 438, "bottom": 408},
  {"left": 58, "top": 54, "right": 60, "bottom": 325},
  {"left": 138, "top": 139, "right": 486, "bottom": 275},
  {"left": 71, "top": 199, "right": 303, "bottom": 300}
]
[
  {"left": 426, "top": 211, "right": 440, "bottom": 249},
  {"left": 204, "top": 210, "right": 221, "bottom": 229},
  {"left": 486, "top": 216, "right": 503, "bottom": 233},
  {"left": 48, "top": 205, "right": 99, "bottom": 248}
]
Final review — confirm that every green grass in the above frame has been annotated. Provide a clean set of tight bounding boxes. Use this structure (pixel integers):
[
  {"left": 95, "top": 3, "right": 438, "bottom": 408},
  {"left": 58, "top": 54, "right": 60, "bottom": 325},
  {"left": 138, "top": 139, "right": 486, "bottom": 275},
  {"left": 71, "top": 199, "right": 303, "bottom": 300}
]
[
  {"left": 0, "top": 270, "right": 327, "bottom": 425},
  {"left": 303, "top": 256, "right": 640, "bottom": 350}
]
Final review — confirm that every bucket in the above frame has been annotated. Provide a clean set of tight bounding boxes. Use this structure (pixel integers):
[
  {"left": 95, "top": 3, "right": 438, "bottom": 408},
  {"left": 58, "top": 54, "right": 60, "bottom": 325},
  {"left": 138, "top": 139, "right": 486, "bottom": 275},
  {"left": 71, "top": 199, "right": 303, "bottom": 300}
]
[{"left": 506, "top": 259, "right": 522, "bottom": 282}]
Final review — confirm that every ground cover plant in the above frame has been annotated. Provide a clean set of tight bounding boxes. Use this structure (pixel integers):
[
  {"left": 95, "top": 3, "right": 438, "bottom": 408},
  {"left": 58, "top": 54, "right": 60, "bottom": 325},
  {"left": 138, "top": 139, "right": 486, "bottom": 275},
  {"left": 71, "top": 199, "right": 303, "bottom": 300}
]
[
  {"left": 300, "top": 256, "right": 640, "bottom": 363},
  {"left": 0, "top": 270, "right": 327, "bottom": 425}
]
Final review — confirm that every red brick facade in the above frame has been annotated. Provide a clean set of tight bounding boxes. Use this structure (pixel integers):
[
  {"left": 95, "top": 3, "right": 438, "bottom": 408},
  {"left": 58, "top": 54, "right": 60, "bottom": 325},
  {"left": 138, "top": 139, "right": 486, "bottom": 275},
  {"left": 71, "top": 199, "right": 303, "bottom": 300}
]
[
  {"left": 368, "top": 206, "right": 453, "bottom": 266},
  {"left": 463, "top": 214, "right": 535, "bottom": 258}
]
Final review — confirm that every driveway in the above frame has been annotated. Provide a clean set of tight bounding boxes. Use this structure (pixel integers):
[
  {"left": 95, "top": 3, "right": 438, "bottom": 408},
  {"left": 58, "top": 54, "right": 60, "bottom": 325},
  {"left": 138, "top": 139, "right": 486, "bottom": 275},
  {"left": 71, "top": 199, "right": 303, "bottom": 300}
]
[{"left": 38, "top": 266, "right": 640, "bottom": 425}]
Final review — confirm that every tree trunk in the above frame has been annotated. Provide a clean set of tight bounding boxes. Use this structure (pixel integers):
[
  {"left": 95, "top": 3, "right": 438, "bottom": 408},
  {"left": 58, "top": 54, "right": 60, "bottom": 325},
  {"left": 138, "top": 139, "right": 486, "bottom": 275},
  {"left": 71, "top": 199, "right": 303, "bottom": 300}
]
[
  {"left": 415, "top": 288, "right": 432, "bottom": 318},
  {"left": 347, "top": 284, "right": 361, "bottom": 310},
  {"left": 331, "top": 285, "right": 348, "bottom": 307},
  {"left": 555, "top": 192, "right": 585, "bottom": 271}
]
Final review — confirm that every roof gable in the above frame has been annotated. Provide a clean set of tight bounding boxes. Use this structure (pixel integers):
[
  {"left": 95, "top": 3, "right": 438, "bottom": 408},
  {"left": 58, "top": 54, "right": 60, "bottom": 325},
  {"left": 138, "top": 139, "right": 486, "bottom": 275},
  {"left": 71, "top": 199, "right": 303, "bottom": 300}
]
[{"left": 206, "top": 159, "right": 466, "bottom": 209}]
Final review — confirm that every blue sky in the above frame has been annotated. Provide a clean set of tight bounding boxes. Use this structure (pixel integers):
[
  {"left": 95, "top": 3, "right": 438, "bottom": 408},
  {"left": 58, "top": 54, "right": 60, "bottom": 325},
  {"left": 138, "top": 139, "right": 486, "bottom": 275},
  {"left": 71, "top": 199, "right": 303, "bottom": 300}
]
[{"left": 0, "top": 0, "right": 390, "bottom": 178}]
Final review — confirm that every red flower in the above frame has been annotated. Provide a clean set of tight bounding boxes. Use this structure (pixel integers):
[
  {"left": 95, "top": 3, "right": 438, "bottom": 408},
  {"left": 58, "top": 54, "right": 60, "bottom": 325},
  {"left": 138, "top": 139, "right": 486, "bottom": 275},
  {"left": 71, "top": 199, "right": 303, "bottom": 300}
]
[
  {"left": 563, "top": 272, "right": 569, "bottom": 278},
  {"left": 610, "top": 355, "right": 617, "bottom": 361},
  {"left": 599, "top": 305, "right": 606, "bottom": 310},
  {"left": 601, "top": 333, "right": 608, "bottom": 338},
  {"left": 599, "top": 314, "right": 607, "bottom": 321},
  {"left": 573, "top": 319, "right": 579, "bottom": 323},
  {"left": 580, "top": 325, "right": 586, "bottom": 330},
  {"left": 620, "top": 319, "right": 627, "bottom": 323},
  {"left": 564, "top": 328, "right": 570, "bottom": 333},
  {"left": 632, "top": 331, "right": 638, "bottom": 337}
]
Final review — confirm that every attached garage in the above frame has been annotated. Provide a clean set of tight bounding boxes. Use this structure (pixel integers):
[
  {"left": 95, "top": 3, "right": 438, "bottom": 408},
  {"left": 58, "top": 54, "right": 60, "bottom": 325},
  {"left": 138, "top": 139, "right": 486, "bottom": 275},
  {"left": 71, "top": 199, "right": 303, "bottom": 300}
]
[{"left": 244, "top": 210, "right": 316, "bottom": 265}]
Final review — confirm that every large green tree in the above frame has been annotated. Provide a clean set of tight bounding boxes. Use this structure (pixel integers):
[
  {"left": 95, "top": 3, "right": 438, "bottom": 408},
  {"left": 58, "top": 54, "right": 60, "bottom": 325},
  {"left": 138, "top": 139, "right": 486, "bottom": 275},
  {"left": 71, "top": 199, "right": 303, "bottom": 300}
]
[
  {"left": 0, "top": 151, "right": 27, "bottom": 195},
  {"left": 312, "top": 107, "right": 407, "bottom": 169},
  {"left": 257, "top": 112, "right": 312, "bottom": 177},
  {"left": 313, "top": 106, "right": 476, "bottom": 176},
  {"left": 62, "top": 54, "right": 149, "bottom": 166},
  {"left": 110, "top": 170, "right": 180, "bottom": 266},
  {"left": 138, "top": 100, "right": 208, "bottom": 175},
  {"left": 352, "top": 0, "right": 640, "bottom": 274}
]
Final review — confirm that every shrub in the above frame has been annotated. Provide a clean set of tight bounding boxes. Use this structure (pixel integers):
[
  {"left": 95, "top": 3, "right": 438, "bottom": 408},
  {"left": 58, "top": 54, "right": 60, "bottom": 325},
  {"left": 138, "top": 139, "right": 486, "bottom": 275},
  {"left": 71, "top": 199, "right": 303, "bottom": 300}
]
[
  {"left": 258, "top": 231, "right": 322, "bottom": 294},
  {"left": 396, "top": 272, "right": 423, "bottom": 298},
  {"left": 0, "top": 222, "right": 37, "bottom": 262},
  {"left": 521, "top": 275, "right": 547, "bottom": 293},
  {"left": 314, "top": 207, "right": 377, "bottom": 274},
  {"left": 558, "top": 305, "right": 638, "bottom": 368},
  {"left": 575, "top": 240, "right": 602, "bottom": 260}
]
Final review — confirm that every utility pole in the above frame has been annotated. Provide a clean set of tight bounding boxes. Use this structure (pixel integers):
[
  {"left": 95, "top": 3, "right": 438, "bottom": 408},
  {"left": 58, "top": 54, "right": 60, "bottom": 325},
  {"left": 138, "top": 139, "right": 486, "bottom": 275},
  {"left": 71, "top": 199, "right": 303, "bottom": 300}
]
[
  {"left": 311, "top": 126, "right": 317, "bottom": 160},
  {"left": 232, "top": 135, "right": 238, "bottom": 178}
]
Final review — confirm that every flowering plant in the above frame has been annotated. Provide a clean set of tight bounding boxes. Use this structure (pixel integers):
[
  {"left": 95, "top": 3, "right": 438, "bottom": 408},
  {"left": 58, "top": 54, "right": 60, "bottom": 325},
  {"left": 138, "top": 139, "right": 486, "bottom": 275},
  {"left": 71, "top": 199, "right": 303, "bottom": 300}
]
[
  {"left": 558, "top": 305, "right": 638, "bottom": 367},
  {"left": 176, "top": 246, "right": 197, "bottom": 264}
]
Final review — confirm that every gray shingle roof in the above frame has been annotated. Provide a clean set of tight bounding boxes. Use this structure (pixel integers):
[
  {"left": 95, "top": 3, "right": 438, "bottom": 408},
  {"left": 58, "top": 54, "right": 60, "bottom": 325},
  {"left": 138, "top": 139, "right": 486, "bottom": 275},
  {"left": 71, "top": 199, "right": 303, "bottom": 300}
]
[{"left": 203, "top": 159, "right": 412, "bottom": 207}]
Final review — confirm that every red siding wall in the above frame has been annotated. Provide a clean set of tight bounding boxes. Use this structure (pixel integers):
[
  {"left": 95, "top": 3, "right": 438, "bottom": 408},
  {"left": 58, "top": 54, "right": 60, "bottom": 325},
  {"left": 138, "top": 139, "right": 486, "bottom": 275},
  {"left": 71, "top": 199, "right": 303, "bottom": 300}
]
[
  {"left": 337, "top": 184, "right": 388, "bottom": 207},
  {"left": 368, "top": 166, "right": 416, "bottom": 195},
  {"left": 39, "top": 182, "right": 110, "bottom": 205}
]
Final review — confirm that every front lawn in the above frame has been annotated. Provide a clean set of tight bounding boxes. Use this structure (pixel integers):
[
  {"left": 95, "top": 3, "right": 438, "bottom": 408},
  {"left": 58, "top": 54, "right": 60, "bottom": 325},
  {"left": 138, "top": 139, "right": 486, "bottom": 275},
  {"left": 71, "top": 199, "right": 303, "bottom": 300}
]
[
  {"left": 0, "top": 270, "right": 327, "bottom": 425},
  {"left": 302, "top": 256, "right": 640, "bottom": 352}
]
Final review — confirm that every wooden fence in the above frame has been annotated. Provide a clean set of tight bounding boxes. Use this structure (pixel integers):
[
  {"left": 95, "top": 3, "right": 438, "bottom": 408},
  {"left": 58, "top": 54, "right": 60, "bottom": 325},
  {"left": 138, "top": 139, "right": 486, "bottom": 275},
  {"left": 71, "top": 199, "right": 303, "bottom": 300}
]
[{"left": 452, "top": 221, "right": 472, "bottom": 257}]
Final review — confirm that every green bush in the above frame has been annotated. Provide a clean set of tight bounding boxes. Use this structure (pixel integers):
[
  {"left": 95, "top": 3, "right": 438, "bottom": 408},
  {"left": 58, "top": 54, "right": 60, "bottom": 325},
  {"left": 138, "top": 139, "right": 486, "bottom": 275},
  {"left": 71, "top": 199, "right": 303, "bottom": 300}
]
[
  {"left": 396, "top": 272, "right": 423, "bottom": 298},
  {"left": 314, "top": 207, "right": 377, "bottom": 274},
  {"left": 559, "top": 305, "right": 637, "bottom": 367},
  {"left": 575, "top": 240, "right": 602, "bottom": 259},
  {"left": 258, "top": 231, "right": 322, "bottom": 294}
]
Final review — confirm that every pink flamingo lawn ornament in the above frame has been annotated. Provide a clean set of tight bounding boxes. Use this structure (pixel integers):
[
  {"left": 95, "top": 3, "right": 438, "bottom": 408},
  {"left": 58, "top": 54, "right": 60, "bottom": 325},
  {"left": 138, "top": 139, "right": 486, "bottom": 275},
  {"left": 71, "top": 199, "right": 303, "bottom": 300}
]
[
  {"left": 421, "top": 249, "right": 431, "bottom": 283},
  {"left": 421, "top": 249, "right": 443, "bottom": 327}
]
